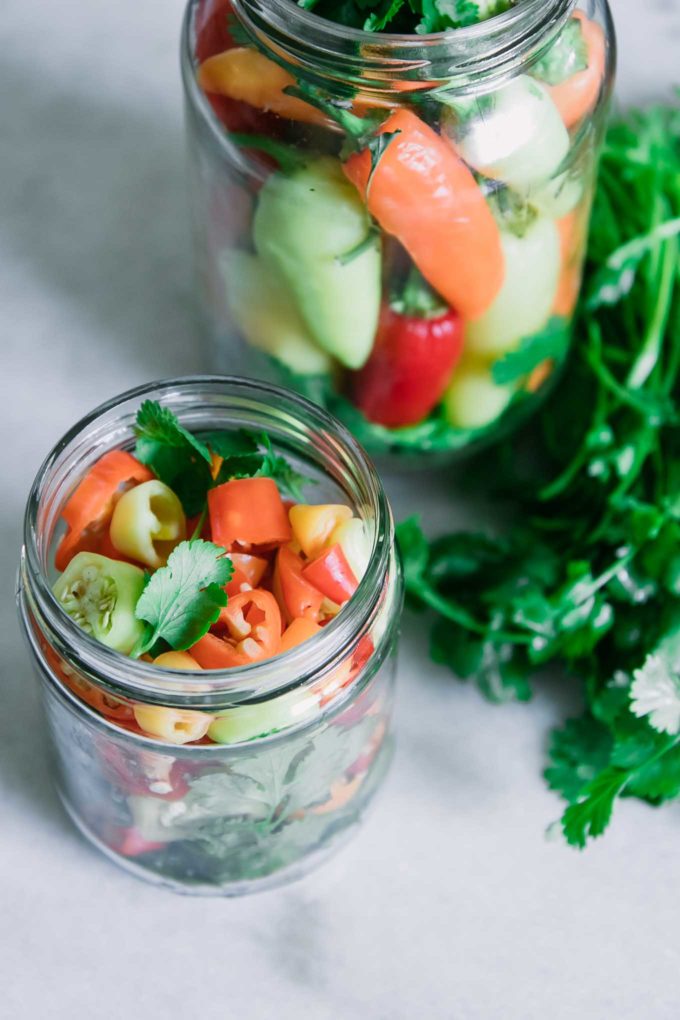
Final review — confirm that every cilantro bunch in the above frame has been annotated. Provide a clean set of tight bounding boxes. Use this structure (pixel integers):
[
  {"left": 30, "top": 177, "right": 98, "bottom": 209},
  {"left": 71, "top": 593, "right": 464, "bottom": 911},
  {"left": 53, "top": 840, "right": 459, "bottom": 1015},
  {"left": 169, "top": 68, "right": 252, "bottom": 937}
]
[
  {"left": 398, "top": 103, "right": 680, "bottom": 847},
  {"left": 297, "top": 0, "right": 513, "bottom": 35}
]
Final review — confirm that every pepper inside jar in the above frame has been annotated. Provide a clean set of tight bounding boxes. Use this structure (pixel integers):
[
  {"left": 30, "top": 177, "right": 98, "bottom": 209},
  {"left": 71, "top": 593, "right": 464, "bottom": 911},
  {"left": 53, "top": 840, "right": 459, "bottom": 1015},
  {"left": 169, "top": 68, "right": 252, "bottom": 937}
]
[{"left": 184, "top": 0, "right": 615, "bottom": 459}]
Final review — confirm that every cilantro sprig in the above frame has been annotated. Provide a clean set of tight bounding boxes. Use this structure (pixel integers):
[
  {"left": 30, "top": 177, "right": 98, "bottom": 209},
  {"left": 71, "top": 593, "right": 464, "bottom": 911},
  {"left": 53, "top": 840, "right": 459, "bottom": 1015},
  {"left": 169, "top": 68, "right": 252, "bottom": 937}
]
[
  {"left": 298, "top": 0, "right": 513, "bottom": 34},
  {"left": 133, "top": 540, "right": 233, "bottom": 656},
  {"left": 398, "top": 103, "right": 680, "bottom": 847},
  {"left": 133, "top": 400, "right": 309, "bottom": 515}
]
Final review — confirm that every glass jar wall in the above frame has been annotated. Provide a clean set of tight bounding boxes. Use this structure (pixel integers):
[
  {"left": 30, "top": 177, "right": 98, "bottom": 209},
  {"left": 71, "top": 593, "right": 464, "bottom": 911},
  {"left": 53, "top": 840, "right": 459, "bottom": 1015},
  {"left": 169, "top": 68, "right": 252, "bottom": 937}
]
[
  {"left": 18, "top": 377, "right": 402, "bottom": 895},
  {"left": 182, "top": 0, "right": 615, "bottom": 461}
]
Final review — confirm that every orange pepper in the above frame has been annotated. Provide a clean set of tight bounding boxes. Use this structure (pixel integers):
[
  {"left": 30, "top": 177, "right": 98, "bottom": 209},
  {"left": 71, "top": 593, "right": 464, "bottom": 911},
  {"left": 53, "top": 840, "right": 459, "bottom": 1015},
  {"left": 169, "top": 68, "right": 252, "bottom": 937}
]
[
  {"left": 549, "top": 13, "right": 607, "bottom": 129},
  {"left": 274, "top": 545, "right": 325, "bottom": 623},
  {"left": 191, "top": 589, "right": 282, "bottom": 667},
  {"left": 343, "top": 109, "right": 504, "bottom": 320},
  {"left": 198, "top": 48, "right": 328, "bottom": 127},
  {"left": 55, "top": 451, "right": 153, "bottom": 571},
  {"left": 208, "top": 476, "right": 291, "bottom": 550}
]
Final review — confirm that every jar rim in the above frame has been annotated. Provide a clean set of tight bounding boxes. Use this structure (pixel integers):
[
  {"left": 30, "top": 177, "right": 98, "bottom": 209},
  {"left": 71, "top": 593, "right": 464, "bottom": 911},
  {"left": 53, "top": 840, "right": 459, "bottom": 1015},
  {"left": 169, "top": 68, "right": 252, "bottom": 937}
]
[
  {"left": 21, "top": 375, "right": 395, "bottom": 708},
  {"left": 182, "top": 0, "right": 577, "bottom": 105}
]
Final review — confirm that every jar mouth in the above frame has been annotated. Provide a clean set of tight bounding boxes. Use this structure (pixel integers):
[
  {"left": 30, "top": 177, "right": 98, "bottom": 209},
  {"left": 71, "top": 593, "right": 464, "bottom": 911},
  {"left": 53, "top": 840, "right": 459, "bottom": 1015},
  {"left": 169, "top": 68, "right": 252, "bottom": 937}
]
[
  {"left": 22, "top": 376, "right": 394, "bottom": 707},
  {"left": 182, "top": 0, "right": 575, "bottom": 103}
]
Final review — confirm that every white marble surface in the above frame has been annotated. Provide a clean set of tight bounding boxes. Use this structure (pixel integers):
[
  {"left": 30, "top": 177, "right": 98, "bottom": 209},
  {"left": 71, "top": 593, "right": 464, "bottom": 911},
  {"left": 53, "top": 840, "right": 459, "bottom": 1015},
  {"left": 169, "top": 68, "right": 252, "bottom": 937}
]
[{"left": 2, "top": 2, "right": 680, "bottom": 1017}]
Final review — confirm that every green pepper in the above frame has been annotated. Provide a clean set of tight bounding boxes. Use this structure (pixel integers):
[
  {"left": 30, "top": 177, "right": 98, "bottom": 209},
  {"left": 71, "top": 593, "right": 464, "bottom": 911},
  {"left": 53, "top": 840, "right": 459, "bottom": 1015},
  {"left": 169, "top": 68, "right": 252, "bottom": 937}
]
[
  {"left": 252, "top": 156, "right": 381, "bottom": 370},
  {"left": 53, "top": 552, "right": 146, "bottom": 654},
  {"left": 221, "top": 250, "right": 334, "bottom": 375}
]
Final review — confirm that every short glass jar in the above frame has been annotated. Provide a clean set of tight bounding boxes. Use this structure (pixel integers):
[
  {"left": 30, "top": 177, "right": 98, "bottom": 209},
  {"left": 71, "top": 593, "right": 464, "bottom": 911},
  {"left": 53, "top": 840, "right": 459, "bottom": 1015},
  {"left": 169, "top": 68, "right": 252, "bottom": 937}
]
[
  {"left": 182, "top": 0, "right": 615, "bottom": 462},
  {"left": 18, "top": 377, "right": 402, "bottom": 895}
]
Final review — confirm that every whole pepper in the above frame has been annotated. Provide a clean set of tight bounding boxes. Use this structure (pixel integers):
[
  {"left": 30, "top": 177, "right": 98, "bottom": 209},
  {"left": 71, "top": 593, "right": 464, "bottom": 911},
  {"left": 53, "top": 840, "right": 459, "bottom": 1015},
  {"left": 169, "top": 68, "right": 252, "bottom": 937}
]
[
  {"left": 352, "top": 272, "right": 464, "bottom": 427},
  {"left": 285, "top": 85, "right": 504, "bottom": 320},
  {"left": 252, "top": 156, "right": 381, "bottom": 369}
]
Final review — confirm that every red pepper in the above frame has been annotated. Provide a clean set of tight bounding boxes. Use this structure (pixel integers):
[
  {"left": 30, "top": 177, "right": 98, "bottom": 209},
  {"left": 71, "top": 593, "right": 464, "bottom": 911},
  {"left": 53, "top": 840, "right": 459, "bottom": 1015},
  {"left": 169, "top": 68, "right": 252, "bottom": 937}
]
[
  {"left": 274, "top": 545, "right": 325, "bottom": 622},
  {"left": 352, "top": 301, "right": 464, "bottom": 427},
  {"left": 208, "top": 477, "right": 291, "bottom": 550},
  {"left": 303, "top": 544, "right": 358, "bottom": 605}
]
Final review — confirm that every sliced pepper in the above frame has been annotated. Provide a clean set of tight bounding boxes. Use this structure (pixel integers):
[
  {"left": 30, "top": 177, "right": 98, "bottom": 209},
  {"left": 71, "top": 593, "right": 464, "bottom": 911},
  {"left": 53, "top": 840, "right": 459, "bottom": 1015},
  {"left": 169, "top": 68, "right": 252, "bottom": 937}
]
[
  {"left": 279, "top": 617, "right": 323, "bottom": 653},
  {"left": 274, "top": 545, "right": 325, "bottom": 622},
  {"left": 289, "top": 503, "right": 353, "bottom": 559},
  {"left": 55, "top": 451, "right": 152, "bottom": 571},
  {"left": 303, "top": 544, "right": 359, "bottom": 605},
  {"left": 191, "top": 589, "right": 282, "bottom": 667},
  {"left": 208, "top": 477, "right": 291, "bottom": 549}
]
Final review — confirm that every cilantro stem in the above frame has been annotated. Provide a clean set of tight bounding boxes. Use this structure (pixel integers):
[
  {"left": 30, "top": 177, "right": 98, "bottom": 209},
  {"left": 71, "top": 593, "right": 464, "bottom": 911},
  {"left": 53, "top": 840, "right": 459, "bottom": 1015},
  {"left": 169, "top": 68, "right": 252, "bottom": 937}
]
[
  {"left": 228, "top": 132, "right": 304, "bottom": 175},
  {"left": 627, "top": 233, "right": 678, "bottom": 389},
  {"left": 411, "top": 579, "right": 533, "bottom": 646},
  {"left": 190, "top": 506, "right": 208, "bottom": 542}
]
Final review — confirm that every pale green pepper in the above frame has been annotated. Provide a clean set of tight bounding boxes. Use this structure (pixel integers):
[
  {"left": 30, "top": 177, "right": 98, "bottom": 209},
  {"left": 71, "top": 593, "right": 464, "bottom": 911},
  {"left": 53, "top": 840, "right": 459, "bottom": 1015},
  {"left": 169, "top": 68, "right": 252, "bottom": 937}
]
[
  {"left": 53, "top": 552, "right": 146, "bottom": 654},
  {"left": 465, "top": 216, "right": 561, "bottom": 358},
  {"left": 252, "top": 156, "right": 381, "bottom": 369},
  {"left": 221, "top": 250, "right": 334, "bottom": 375}
]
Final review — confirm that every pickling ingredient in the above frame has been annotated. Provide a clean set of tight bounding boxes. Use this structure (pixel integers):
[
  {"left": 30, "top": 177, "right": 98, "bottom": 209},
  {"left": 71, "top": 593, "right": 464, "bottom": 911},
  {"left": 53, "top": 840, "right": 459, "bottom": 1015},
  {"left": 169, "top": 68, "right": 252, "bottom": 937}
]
[
  {"left": 132, "top": 704, "right": 212, "bottom": 745},
  {"left": 303, "top": 544, "right": 359, "bottom": 604},
  {"left": 329, "top": 517, "right": 372, "bottom": 583},
  {"left": 352, "top": 301, "right": 464, "bottom": 428},
  {"left": 134, "top": 540, "right": 233, "bottom": 654},
  {"left": 198, "top": 47, "right": 327, "bottom": 126},
  {"left": 208, "top": 688, "right": 318, "bottom": 743},
  {"left": 221, "top": 250, "right": 334, "bottom": 375},
  {"left": 280, "top": 617, "right": 323, "bottom": 652},
  {"left": 226, "top": 552, "right": 269, "bottom": 597},
  {"left": 53, "top": 552, "right": 146, "bottom": 654},
  {"left": 546, "top": 13, "right": 607, "bottom": 129},
  {"left": 274, "top": 545, "right": 325, "bottom": 622},
  {"left": 153, "top": 651, "right": 203, "bottom": 670},
  {"left": 443, "top": 361, "right": 516, "bottom": 430},
  {"left": 342, "top": 108, "right": 504, "bottom": 320},
  {"left": 465, "top": 217, "right": 561, "bottom": 357},
  {"left": 289, "top": 503, "right": 353, "bottom": 559},
  {"left": 190, "top": 589, "right": 282, "bottom": 666},
  {"left": 531, "top": 16, "right": 588, "bottom": 86},
  {"left": 302, "top": 0, "right": 513, "bottom": 33},
  {"left": 208, "top": 476, "right": 291, "bottom": 549},
  {"left": 55, "top": 451, "right": 152, "bottom": 571},
  {"left": 253, "top": 156, "right": 381, "bottom": 369},
  {"left": 527, "top": 171, "right": 583, "bottom": 219},
  {"left": 110, "top": 479, "right": 186, "bottom": 569},
  {"left": 443, "top": 76, "right": 569, "bottom": 191}
]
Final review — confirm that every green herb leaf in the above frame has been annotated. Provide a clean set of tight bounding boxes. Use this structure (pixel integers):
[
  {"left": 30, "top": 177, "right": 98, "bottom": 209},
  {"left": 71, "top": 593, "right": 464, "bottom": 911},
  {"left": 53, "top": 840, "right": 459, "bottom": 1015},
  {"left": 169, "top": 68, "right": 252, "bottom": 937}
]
[
  {"left": 561, "top": 767, "right": 629, "bottom": 849},
  {"left": 134, "top": 540, "right": 233, "bottom": 653},
  {"left": 491, "top": 319, "right": 570, "bottom": 385}
]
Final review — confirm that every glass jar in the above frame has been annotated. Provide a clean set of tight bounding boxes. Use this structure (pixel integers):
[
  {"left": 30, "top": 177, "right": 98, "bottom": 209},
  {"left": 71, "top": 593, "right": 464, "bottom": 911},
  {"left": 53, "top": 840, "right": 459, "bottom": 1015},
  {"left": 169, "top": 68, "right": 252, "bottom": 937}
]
[
  {"left": 17, "top": 377, "right": 402, "bottom": 895},
  {"left": 181, "top": 0, "right": 615, "bottom": 462}
]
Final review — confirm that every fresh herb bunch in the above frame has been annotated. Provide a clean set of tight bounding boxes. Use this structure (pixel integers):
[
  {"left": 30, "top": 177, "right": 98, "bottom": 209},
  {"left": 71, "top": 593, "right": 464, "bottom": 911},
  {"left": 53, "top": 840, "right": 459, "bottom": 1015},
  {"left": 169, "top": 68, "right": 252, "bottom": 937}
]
[
  {"left": 297, "top": 0, "right": 513, "bottom": 34},
  {"left": 398, "top": 102, "right": 680, "bottom": 847}
]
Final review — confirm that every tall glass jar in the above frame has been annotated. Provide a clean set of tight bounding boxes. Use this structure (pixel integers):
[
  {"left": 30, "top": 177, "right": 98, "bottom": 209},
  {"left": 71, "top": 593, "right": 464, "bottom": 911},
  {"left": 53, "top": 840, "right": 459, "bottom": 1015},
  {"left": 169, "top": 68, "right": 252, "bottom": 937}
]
[
  {"left": 18, "top": 377, "right": 402, "bottom": 895},
  {"left": 182, "top": 0, "right": 615, "bottom": 462}
]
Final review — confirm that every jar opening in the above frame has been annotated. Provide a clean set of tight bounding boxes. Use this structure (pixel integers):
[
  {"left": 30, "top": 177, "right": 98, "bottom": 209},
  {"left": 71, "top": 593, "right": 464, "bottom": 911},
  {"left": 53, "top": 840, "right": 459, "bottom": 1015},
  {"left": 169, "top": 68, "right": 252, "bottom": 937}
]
[
  {"left": 21, "top": 376, "right": 394, "bottom": 708},
  {"left": 184, "top": 0, "right": 576, "bottom": 100}
]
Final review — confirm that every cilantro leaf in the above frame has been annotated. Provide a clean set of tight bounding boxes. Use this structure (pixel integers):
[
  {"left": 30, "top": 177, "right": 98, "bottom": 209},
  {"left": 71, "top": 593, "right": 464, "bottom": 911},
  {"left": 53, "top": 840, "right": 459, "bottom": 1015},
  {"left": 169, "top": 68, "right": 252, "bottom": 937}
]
[
  {"left": 491, "top": 319, "right": 570, "bottom": 385},
  {"left": 134, "top": 540, "right": 233, "bottom": 654},
  {"left": 561, "top": 767, "right": 629, "bottom": 849},
  {"left": 134, "top": 402, "right": 310, "bottom": 514},
  {"left": 134, "top": 401, "right": 214, "bottom": 516},
  {"left": 256, "top": 433, "right": 309, "bottom": 502},
  {"left": 545, "top": 715, "right": 613, "bottom": 803},
  {"left": 135, "top": 400, "right": 212, "bottom": 466}
]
